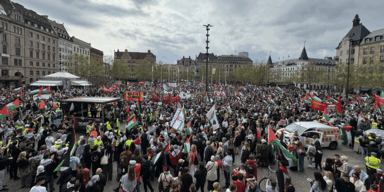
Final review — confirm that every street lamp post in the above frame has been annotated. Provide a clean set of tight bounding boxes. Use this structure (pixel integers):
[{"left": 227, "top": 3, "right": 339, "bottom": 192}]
[
  {"left": 346, "top": 34, "right": 354, "bottom": 99},
  {"left": 328, "top": 65, "right": 330, "bottom": 91},
  {"left": 204, "top": 24, "right": 212, "bottom": 92}
]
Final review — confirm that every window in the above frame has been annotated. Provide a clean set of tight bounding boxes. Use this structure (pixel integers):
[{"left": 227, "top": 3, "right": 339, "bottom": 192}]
[
  {"left": 352, "top": 49, "right": 355, "bottom": 54},
  {"left": 36, "top": 34, "right": 39, "bottom": 39},
  {"left": 370, "top": 57, "right": 374, "bottom": 63},
  {"left": 42, "top": 63, "right": 45, "bottom": 67},
  {"left": 48, "top": 54, "right": 50, "bottom": 60},
  {"left": 53, "top": 40, "right": 55, "bottom": 44},
  {"left": 36, "top": 71, "right": 40, "bottom": 75},
  {"left": 27, "top": 21, "right": 31, "bottom": 25},
  {"left": 381, "top": 45, "right": 384, "bottom": 53},
  {"left": 2, "top": 45, "right": 6, "bottom": 54},
  {"left": 2, "top": 57, "right": 8, "bottom": 65},
  {"left": 36, "top": 62, "right": 39, "bottom": 66},
  {"left": 48, "top": 46, "right": 50, "bottom": 51},
  {"left": 363, "top": 58, "right": 367, "bottom": 64},
  {"left": 1, "top": 69, "right": 8, "bottom": 76},
  {"left": 48, "top": 63, "right": 50, "bottom": 67},
  {"left": 0, "top": 22, "right": 7, "bottom": 30},
  {"left": 14, "top": 59, "right": 17, "bottom": 66},
  {"left": 381, "top": 56, "right": 384, "bottom": 62},
  {"left": 364, "top": 48, "right": 368, "bottom": 55},
  {"left": 30, "top": 61, "right": 33, "bottom": 66},
  {"left": 351, "top": 58, "right": 355, "bottom": 63},
  {"left": 42, "top": 36, "right": 45, "bottom": 41},
  {"left": 15, "top": 14, "right": 20, "bottom": 21},
  {"left": 30, "top": 41, "right": 33, "bottom": 47},
  {"left": 30, "top": 70, "right": 33, "bottom": 75},
  {"left": 42, "top": 44, "right": 45, "bottom": 50},
  {"left": 30, "top": 51, "right": 33, "bottom": 58},
  {"left": 53, "top": 55, "right": 55, "bottom": 61},
  {"left": 48, "top": 38, "right": 50, "bottom": 43},
  {"left": 42, "top": 71, "right": 45, "bottom": 75},
  {"left": 18, "top": 59, "right": 21, "bottom": 66},
  {"left": 371, "top": 47, "right": 375, "bottom": 54},
  {"left": 42, "top": 53, "right": 45, "bottom": 60},
  {"left": 2, "top": 34, "right": 6, "bottom": 42},
  {"left": 36, "top": 52, "right": 39, "bottom": 59},
  {"left": 15, "top": 48, "right": 20, "bottom": 56},
  {"left": 36, "top": 42, "right": 39, "bottom": 48},
  {"left": 15, "top": 37, "right": 20, "bottom": 45},
  {"left": 376, "top": 36, "right": 382, "bottom": 41},
  {"left": 340, "top": 51, "right": 342, "bottom": 56},
  {"left": 53, "top": 64, "right": 55, "bottom": 68},
  {"left": 34, "top": 24, "right": 37, "bottom": 28}
]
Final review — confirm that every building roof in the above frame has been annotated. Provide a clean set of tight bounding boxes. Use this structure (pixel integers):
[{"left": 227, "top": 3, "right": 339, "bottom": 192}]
[
  {"left": 360, "top": 28, "right": 384, "bottom": 45},
  {"left": 11, "top": 2, "right": 54, "bottom": 31},
  {"left": 91, "top": 47, "right": 103, "bottom": 55},
  {"left": 267, "top": 55, "right": 272, "bottom": 64},
  {"left": 196, "top": 53, "right": 216, "bottom": 59},
  {"left": 272, "top": 58, "right": 336, "bottom": 67},
  {"left": 49, "top": 20, "right": 71, "bottom": 39},
  {"left": 299, "top": 47, "right": 309, "bottom": 60},
  {"left": 336, "top": 15, "right": 370, "bottom": 48},
  {"left": 115, "top": 50, "right": 155, "bottom": 60}
]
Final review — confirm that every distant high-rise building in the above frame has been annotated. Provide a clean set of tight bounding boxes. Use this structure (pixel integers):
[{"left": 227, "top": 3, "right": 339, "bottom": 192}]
[{"left": 238, "top": 52, "right": 249, "bottom": 58}]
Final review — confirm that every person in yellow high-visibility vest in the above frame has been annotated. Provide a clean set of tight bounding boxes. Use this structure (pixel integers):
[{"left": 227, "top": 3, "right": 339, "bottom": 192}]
[
  {"left": 106, "top": 121, "right": 112, "bottom": 131},
  {"left": 86, "top": 121, "right": 93, "bottom": 134},
  {"left": 58, "top": 102, "right": 60, "bottom": 108},
  {"left": 125, "top": 139, "right": 134, "bottom": 147},
  {"left": 54, "top": 139, "right": 63, "bottom": 150},
  {"left": 114, "top": 128, "right": 121, "bottom": 135},
  {"left": 366, "top": 152, "right": 381, "bottom": 176},
  {"left": 94, "top": 136, "right": 103, "bottom": 148},
  {"left": 116, "top": 118, "right": 120, "bottom": 128},
  {"left": 15, "top": 119, "right": 24, "bottom": 130},
  {"left": 372, "top": 122, "right": 378, "bottom": 129}
]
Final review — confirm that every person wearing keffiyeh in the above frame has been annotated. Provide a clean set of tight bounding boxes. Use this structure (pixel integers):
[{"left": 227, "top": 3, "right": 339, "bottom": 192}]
[{"left": 85, "top": 175, "right": 101, "bottom": 192}]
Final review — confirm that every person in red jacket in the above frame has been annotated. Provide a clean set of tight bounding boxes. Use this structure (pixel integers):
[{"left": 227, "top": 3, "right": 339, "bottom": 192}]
[
  {"left": 245, "top": 155, "right": 257, "bottom": 180},
  {"left": 233, "top": 173, "right": 246, "bottom": 192}
]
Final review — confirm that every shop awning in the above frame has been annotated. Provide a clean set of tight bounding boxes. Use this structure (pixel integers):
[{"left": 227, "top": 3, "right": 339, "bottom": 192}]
[{"left": 30, "top": 80, "right": 62, "bottom": 86}]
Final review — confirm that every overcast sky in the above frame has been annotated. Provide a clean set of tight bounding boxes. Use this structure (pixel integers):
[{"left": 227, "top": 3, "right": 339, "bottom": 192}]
[{"left": 13, "top": 0, "right": 384, "bottom": 64}]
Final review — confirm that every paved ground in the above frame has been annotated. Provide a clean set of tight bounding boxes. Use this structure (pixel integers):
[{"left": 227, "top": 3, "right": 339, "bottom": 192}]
[{"left": 3, "top": 122, "right": 370, "bottom": 192}]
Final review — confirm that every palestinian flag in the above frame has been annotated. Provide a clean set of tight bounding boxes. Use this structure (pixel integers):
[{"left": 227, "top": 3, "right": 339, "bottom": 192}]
[
  {"left": 164, "top": 143, "right": 170, "bottom": 152},
  {"left": 365, "top": 93, "right": 370, "bottom": 98},
  {"left": 262, "top": 98, "right": 268, "bottom": 104},
  {"left": 18, "top": 92, "right": 22, "bottom": 98},
  {"left": 205, "top": 93, "right": 209, "bottom": 102},
  {"left": 356, "top": 94, "right": 361, "bottom": 100},
  {"left": 305, "top": 94, "right": 312, "bottom": 103},
  {"left": 361, "top": 100, "right": 367, "bottom": 107},
  {"left": 268, "top": 126, "right": 297, "bottom": 167},
  {"left": 341, "top": 126, "right": 352, "bottom": 145},
  {"left": 185, "top": 121, "right": 192, "bottom": 135},
  {"left": 183, "top": 135, "right": 192, "bottom": 154},
  {"left": 276, "top": 86, "right": 282, "bottom": 92},
  {"left": 151, "top": 152, "right": 162, "bottom": 164},
  {"left": 126, "top": 116, "right": 137, "bottom": 130},
  {"left": 311, "top": 93, "right": 322, "bottom": 102},
  {"left": 7, "top": 98, "right": 20, "bottom": 109},
  {"left": 30, "top": 89, "right": 40, "bottom": 95},
  {"left": 380, "top": 90, "right": 384, "bottom": 98},
  {"left": 42, "top": 87, "right": 51, "bottom": 94},
  {"left": 98, "top": 87, "right": 103, "bottom": 92},
  {"left": 268, "top": 98, "right": 275, "bottom": 104},
  {"left": 326, "top": 95, "right": 337, "bottom": 103},
  {"left": 0, "top": 106, "right": 10, "bottom": 120},
  {"left": 358, "top": 112, "right": 364, "bottom": 123},
  {"left": 14, "top": 87, "right": 22, "bottom": 92},
  {"left": 54, "top": 126, "right": 77, "bottom": 172},
  {"left": 257, "top": 128, "right": 262, "bottom": 139},
  {"left": 39, "top": 87, "right": 44, "bottom": 92},
  {"left": 323, "top": 107, "right": 330, "bottom": 121}
]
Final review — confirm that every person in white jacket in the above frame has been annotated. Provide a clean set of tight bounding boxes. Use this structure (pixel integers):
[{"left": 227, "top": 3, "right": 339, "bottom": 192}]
[
  {"left": 350, "top": 172, "right": 366, "bottom": 192},
  {"left": 206, "top": 155, "right": 218, "bottom": 191},
  {"left": 306, "top": 142, "right": 316, "bottom": 168}
]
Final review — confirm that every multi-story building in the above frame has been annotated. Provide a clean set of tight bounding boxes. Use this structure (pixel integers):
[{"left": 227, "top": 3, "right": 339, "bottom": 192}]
[
  {"left": 72, "top": 36, "right": 91, "bottom": 63},
  {"left": 270, "top": 46, "right": 336, "bottom": 89},
  {"left": 358, "top": 29, "right": 384, "bottom": 65},
  {"left": 335, "top": 14, "right": 370, "bottom": 65},
  {"left": 49, "top": 20, "right": 73, "bottom": 71},
  {"left": 114, "top": 49, "right": 156, "bottom": 80},
  {"left": 90, "top": 47, "right": 103, "bottom": 62},
  {"left": 195, "top": 52, "right": 253, "bottom": 73},
  {"left": 0, "top": 0, "right": 59, "bottom": 87}
]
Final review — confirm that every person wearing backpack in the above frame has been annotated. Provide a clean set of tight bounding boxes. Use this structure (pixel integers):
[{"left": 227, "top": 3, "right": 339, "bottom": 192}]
[
  {"left": 140, "top": 155, "right": 154, "bottom": 192},
  {"left": 188, "top": 144, "right": 198, "bottom": 182},
  {"left": 158, "top": 166, "right": 174, "bottom": 192},
  {"left": 91, "top": 145, "right": 102, "bottom": 175}
]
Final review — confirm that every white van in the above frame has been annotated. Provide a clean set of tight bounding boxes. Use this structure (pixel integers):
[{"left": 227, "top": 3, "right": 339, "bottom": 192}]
[{"left": 280, "top": 122, "right": 342, "bottom": 150}]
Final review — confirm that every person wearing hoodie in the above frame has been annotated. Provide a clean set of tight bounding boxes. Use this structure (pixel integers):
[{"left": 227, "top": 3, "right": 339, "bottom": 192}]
[
  {"left": 194, "top": 163, "right": 207, "bottom": 192},
  {"left": 91, "top": 145, "right": 102, "bottom": 175}
]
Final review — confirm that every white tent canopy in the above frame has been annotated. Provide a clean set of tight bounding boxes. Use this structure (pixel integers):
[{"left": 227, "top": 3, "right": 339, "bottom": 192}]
[
  {"left": 72, "top": 80, "right": 91, "bottom": 86},
  {"left": 30, "top": 80, "right": 62, "bottom": 86},
  {"left": 42, "top": 71, "right": 80, "bottom": 79}
]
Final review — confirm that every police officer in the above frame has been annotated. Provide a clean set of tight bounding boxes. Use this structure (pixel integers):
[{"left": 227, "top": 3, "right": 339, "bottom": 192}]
[{"left": 366, "top": 152, "right": 381, "bottom": 179}]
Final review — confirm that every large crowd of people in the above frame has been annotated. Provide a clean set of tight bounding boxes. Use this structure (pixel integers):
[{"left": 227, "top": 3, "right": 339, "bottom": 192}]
[{"left": 0, "top": 82, "right": 383, "bottom": 192}]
